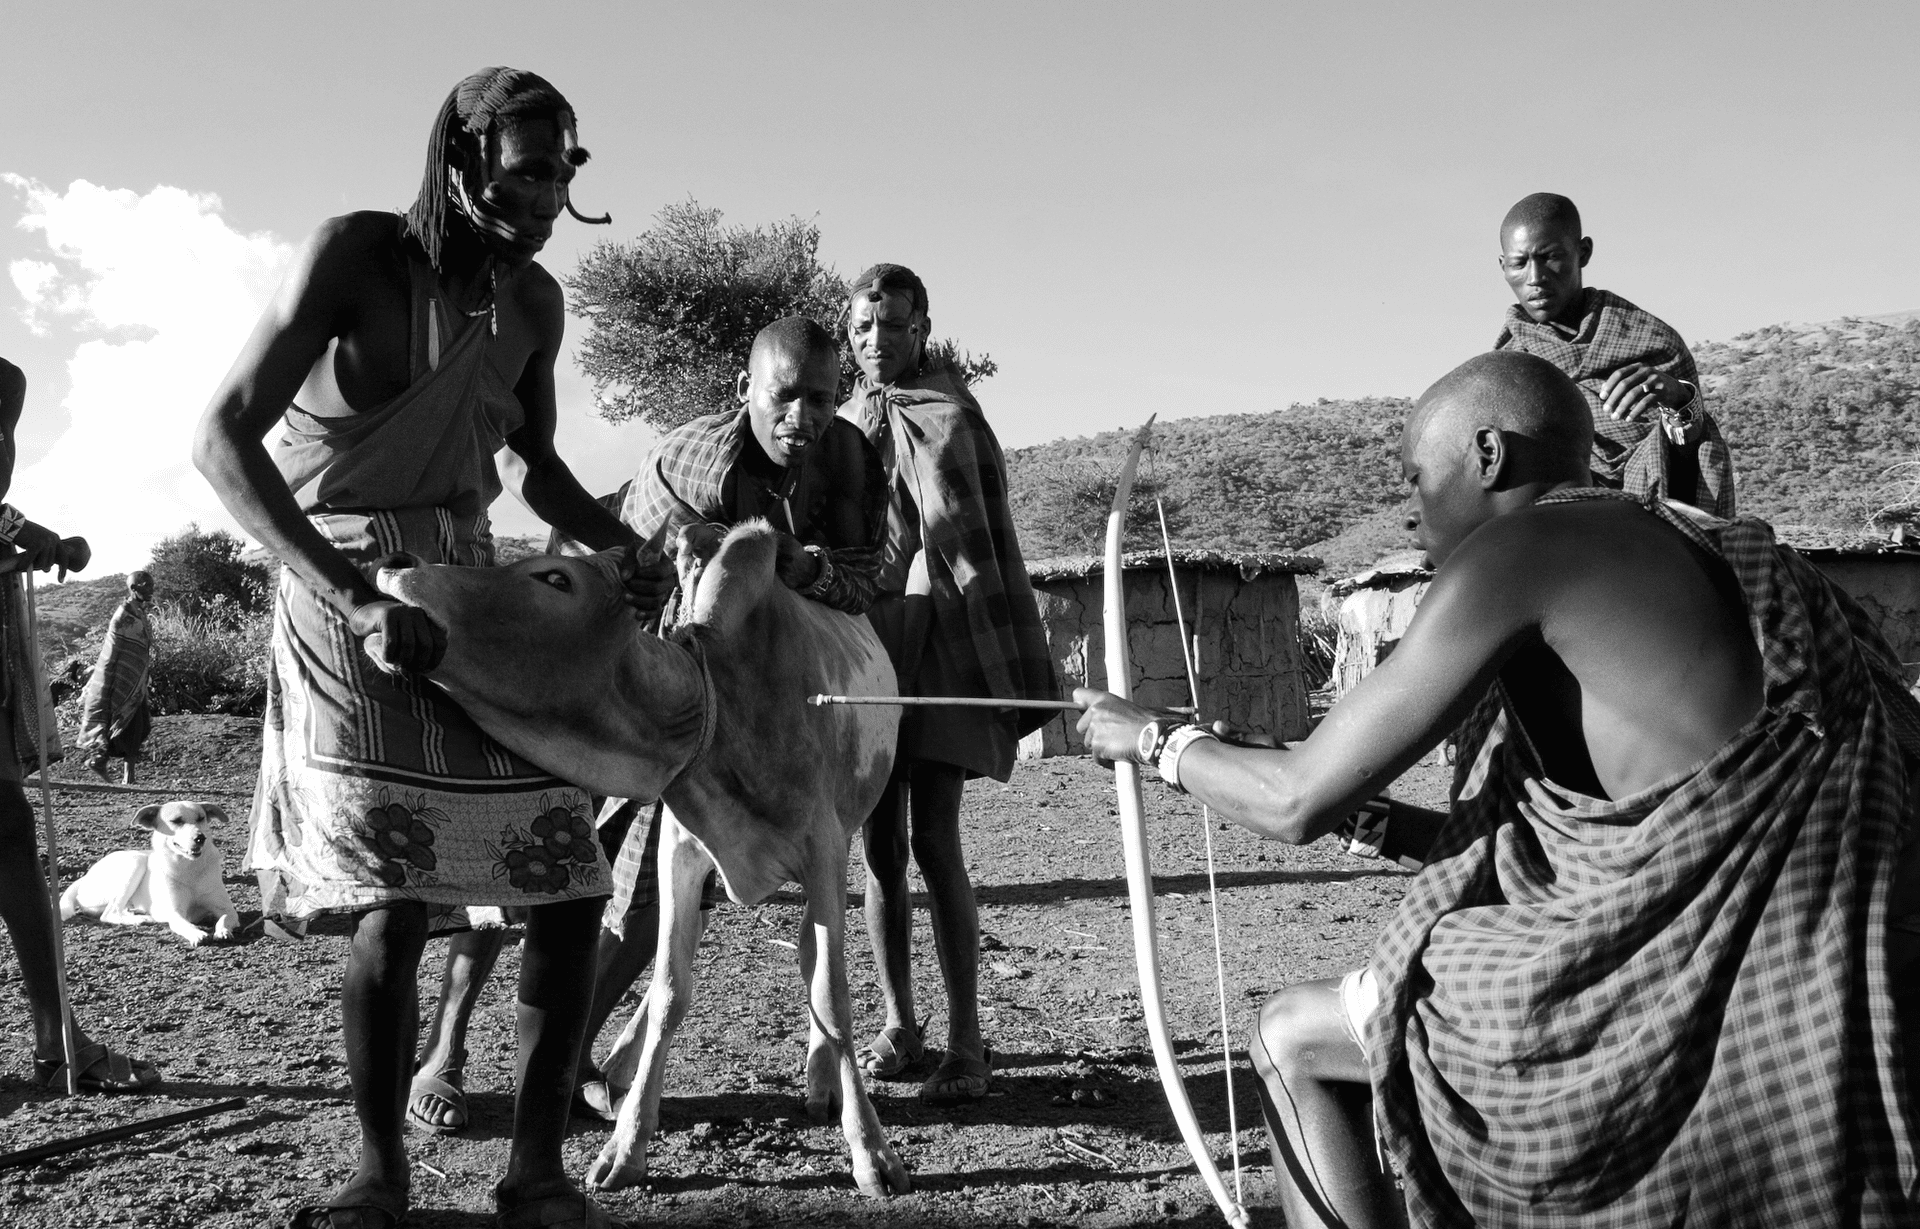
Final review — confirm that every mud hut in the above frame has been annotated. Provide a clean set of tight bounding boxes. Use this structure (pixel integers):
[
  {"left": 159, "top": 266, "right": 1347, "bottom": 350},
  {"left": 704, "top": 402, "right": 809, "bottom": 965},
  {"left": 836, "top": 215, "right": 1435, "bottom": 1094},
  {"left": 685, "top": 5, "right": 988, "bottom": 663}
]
[{"left": 1019, "top": 548, "right": 1321, "bottom": 759}]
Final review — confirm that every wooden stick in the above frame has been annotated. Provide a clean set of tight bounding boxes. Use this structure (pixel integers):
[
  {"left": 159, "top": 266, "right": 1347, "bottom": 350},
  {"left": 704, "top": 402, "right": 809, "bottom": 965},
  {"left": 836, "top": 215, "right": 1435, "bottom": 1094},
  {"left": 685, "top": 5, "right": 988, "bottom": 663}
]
[
  {"left": 23, "top": 776, "right": 251, "bottom": 797},
  {"left": 21, "top": 574, "right": 78, "bottom": 1096},
  {"left": 0, "top": 1098, "right": 248, "bottom": 1169}
]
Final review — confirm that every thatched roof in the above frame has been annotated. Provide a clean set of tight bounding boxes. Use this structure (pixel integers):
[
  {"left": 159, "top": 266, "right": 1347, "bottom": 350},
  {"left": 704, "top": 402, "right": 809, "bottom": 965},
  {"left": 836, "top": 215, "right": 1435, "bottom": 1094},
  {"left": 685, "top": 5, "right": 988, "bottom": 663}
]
[{"left": 1027, "top": 548, "right": 1321, "bottom": 583}]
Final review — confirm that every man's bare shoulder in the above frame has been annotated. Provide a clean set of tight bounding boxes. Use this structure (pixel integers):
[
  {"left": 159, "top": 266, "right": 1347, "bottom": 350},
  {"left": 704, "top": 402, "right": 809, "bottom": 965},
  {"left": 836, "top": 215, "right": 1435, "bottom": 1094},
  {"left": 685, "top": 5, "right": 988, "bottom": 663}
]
[
  {"left": 505, "top": 261, "right": 565, "bottom": 342},
  {"left": 1425, "top": 499, "right": 1672, "bottom": 621}
]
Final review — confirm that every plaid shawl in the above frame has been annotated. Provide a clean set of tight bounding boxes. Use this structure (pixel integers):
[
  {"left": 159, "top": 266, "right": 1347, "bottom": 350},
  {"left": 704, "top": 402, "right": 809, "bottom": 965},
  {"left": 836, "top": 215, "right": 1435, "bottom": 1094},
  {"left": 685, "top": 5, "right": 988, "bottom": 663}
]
[
  {"left": 1368, "top": 488, "right": 1918, "bottom": 1228},
  {"left": 846, "top": 370, "right": 1057, "bottom": 737},
  {"left": 77, "top": 597, "right": 152, "bottom": 758},
  {"left": 621, "top": 409, "right": 885, "bottom": 615},
  {"left": 1495, "top": 289, "right": 1736, "bottom": 518}
]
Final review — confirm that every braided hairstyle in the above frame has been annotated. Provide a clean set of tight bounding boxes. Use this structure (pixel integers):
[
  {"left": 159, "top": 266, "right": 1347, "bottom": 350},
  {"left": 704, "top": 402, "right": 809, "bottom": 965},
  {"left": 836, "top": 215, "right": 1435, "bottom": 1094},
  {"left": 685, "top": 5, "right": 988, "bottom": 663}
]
[{"left": 402, "top": 67, "right": 593, "bottom": 271}]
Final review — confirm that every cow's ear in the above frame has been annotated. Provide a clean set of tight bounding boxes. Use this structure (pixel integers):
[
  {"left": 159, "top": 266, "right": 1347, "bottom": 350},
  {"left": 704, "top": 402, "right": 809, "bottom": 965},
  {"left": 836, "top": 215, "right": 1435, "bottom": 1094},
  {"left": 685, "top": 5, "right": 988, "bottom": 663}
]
[
  {"left": 132, "top": 804, "right": 164, "bottom": 831},
  {"left": 200, "top": 803, "right": 229, "bottom": 826}
]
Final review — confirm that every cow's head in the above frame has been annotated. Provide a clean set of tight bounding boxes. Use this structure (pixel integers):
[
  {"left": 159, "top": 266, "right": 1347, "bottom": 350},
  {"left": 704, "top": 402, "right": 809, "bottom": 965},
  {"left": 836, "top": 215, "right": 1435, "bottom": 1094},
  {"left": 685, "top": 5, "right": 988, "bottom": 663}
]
[{"left": 377, "top": 549, "right": 725, "bottom": 800}]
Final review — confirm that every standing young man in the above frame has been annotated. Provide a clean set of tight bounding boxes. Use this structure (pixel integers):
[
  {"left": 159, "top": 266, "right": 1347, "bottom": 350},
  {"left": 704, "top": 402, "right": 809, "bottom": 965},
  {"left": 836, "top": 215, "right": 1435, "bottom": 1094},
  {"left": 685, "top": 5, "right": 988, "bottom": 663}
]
[
  {"left": 195, "top": 68, "right": 672, "bottom": 1229},
  {"left": 842, "top": 265, "right": 1056, "bottom": 1104},
  {"left": 76, "top": 569, "right": 154, "bottom": 784}
]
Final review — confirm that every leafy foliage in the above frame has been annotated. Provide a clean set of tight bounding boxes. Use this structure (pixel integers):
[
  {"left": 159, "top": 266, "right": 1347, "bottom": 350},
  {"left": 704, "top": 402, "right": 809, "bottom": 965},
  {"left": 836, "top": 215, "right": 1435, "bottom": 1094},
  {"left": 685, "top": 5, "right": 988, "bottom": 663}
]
[
  {"left": 144, "top": 599, "right": 272, "bottom": 716},
  {"left": 566, "top": 201, "right": 994, "bottom": 433},
  {"left": 146, "top": 525, "right": 271, "bottom": 626}
]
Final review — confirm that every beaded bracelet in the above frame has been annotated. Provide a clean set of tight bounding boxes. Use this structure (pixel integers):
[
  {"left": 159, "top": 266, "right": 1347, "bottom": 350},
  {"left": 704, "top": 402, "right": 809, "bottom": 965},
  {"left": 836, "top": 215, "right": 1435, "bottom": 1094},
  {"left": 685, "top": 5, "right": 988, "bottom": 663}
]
[
  {"left": 0, "top": 504, "right": 25, "bottom": 545},
  {"left": 1158, "top": 724, "right": 1217, "bottom": 793},
  {"left": 1337, "top": 798, "right": 1392, "bottom": 859},
  {"left": 800, "top": 545, "right": 836, "bottom": 597}
]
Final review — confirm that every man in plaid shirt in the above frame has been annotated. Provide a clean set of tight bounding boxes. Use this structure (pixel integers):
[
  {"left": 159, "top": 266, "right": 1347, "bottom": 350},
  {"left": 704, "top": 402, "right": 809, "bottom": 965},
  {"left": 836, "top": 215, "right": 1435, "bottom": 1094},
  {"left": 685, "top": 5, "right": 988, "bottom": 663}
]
[
  {"left": 1079, "top": 351, "right": 1917, "bottom": 1228},
  {"left": 1493, "top": 192, "right": 1737, "bottom": 518}
]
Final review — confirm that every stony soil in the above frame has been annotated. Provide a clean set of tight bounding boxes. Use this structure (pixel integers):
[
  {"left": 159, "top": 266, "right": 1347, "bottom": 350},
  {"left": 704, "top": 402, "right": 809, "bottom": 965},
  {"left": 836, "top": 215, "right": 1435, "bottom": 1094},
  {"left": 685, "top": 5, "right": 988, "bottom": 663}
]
[{"left": 0, "top": 715, "right": 1448, "bottom": 1229}]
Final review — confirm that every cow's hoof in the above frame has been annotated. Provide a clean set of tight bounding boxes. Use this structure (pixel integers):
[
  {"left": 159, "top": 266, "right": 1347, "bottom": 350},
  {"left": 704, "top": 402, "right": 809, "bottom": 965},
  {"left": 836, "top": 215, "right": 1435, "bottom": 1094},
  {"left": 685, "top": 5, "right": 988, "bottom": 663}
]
[
  {"left": 586, "top": 1141, "right": 647, "bottom": 1192},
  {"left": 852, "top": 1145, "right": 911, "bottom": 1198}
]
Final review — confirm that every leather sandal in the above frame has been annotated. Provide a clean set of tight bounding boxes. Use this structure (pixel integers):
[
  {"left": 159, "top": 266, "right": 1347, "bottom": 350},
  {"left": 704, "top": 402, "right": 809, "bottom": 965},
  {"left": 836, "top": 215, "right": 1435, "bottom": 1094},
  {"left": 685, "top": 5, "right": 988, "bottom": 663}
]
[
  {"left": 857, "top": 1019, "right": 927, "bottom": 1079},
  {"left": 34, "top": 1042, "right": 161, "bottom": 1094}
]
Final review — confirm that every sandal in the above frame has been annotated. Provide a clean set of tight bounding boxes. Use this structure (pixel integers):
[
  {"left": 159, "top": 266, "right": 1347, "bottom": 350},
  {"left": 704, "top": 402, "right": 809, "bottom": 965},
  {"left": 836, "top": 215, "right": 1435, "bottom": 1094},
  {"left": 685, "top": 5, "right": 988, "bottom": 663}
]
[
  {"left": 495, "top": 1180, "right": 631, "bottom": 1228},
  {"left": 407, "top": 1065, "right": 469, "bottom": 1134},
  {"left": 34, "top": 1041, "right": 161, "bottom": 1094},
  {"left": 858, "top": 1019, "right": 927, "bottom": 1079},
  {"left": 287, "top": 1174, "right": 408, "bottom": 1229},
  {"left": 919, "top": 1044, "right": 993, "bottom": 1106}
]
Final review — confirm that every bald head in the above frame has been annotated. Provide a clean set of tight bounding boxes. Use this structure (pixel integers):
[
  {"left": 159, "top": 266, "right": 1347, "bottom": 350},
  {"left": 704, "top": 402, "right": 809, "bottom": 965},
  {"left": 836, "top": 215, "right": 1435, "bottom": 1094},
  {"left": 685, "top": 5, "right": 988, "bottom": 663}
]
[
  {"left": 1413, "top": 351, "right": 1593, "bottom": 480},
  {"left": 1501, "top": 193, "right": 1582, "bottom": 245},
  {"left": 750, "top": 316, "right": 838, "bottom": 369}
]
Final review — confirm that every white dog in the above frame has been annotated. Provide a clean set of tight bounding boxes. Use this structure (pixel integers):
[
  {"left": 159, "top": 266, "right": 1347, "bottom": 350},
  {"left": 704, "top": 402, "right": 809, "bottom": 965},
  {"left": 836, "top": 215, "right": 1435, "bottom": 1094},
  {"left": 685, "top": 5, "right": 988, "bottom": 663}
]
[{"left": 61, "top": 801, "right": 240, "bottom": 946}]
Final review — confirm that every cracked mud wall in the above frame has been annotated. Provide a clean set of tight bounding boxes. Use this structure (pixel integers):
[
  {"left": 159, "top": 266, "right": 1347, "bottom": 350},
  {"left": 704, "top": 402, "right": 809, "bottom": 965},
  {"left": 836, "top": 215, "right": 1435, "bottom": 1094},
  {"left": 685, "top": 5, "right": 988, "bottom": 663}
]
[{"left": 1019, "top": 568, "right": 1308, "bottom": 758}]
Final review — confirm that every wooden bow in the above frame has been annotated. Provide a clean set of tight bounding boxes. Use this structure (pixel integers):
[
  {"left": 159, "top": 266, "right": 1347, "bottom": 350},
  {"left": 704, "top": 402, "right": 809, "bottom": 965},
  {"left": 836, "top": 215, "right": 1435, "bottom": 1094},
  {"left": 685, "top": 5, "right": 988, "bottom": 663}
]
[{"left": 1103, "top": 419, "right": 1251, "bottom": 1228}]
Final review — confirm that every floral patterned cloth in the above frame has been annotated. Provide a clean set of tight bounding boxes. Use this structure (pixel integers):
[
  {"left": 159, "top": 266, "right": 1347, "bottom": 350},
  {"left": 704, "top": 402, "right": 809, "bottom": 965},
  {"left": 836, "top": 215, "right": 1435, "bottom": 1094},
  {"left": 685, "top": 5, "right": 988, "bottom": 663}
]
[{"left": 246, "top": 508, "right": 612, "bottom": 917}]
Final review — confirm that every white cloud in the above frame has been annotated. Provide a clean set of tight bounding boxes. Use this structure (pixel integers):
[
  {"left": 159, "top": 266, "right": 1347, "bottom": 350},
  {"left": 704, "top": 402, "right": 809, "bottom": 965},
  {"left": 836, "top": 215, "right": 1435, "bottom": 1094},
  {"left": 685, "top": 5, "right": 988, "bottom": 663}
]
[{"left": 3, "top": 175, "right": 292, "bottom": 575}]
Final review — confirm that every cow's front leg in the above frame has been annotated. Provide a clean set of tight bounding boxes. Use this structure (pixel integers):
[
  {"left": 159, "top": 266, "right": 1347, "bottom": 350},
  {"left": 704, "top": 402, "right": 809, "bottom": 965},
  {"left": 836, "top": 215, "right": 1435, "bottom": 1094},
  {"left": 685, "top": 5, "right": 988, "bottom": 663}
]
[
  {"left": 800, "top": 851, "right": 909, "bottom": 1197},
  {"left": 588, "top": 808, "right": 712, "bottom": 1192}
]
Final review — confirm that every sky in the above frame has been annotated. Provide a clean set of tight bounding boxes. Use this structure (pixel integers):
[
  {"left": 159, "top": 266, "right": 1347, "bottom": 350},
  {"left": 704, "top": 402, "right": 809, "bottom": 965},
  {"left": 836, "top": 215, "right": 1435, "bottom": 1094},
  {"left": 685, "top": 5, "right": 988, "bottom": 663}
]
[{"left": 4, "top": 1, "right": 1916, "bottom": 574}]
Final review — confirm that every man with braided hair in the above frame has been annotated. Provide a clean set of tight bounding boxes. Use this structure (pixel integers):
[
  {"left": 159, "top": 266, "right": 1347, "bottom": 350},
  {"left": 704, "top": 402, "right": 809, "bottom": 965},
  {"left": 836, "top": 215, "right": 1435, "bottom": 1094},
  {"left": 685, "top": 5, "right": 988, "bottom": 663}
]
[
  {"left": 1493, "top": 192, "right": 1736, "bottom": 516},
  {"left": 196, "top": 67, "right": 672, "bottom": 1229},
  {"left": 842, "top": 265, "right": 1056, "bottom": 1105}
]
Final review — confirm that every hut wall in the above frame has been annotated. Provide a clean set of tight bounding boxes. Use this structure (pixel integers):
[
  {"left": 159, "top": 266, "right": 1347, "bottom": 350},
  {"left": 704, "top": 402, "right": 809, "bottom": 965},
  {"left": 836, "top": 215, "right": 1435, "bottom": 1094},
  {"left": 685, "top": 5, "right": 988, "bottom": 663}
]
[
  {"left": 1019, "top": 567, "right": 1309, "bottom": 758},
  {"left": 1328, "top": 576, "right": 1431, "bottom": 699},
  {"left": 1807, "top": 555, "right": 1920, "bottom": 683}
]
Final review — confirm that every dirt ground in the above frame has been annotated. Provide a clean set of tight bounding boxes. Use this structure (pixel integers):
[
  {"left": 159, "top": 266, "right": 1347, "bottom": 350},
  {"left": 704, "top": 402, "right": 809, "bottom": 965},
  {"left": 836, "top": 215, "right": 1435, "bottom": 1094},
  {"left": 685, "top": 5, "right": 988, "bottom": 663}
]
[{"left": 0, "top": 715, "right": 1450, "bottom": 1229}]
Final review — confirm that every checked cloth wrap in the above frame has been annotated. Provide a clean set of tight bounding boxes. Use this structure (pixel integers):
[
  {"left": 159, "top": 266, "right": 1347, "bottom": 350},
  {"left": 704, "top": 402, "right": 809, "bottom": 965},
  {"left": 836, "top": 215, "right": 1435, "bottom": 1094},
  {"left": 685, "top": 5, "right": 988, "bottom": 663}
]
[
  {"left": 1367, "top": 487, "right": 1918, "bottom": 1227},
  {"left": 1496, "top": 289, "right": 1737, "bottom": 519}
]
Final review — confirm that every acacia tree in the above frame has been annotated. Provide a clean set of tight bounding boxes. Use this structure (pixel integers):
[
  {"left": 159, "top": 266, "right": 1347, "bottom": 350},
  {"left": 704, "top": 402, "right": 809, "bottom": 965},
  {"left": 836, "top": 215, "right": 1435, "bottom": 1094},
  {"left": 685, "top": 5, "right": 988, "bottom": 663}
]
[{"left": 566, "top": 201, "right": 995, "bottom": 433}]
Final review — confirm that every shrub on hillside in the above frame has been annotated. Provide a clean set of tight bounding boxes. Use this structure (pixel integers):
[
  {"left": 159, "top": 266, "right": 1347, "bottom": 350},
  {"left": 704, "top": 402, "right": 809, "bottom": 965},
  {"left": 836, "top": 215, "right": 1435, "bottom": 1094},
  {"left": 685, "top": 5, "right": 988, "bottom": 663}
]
[
  {"left": 1703, "top": 317, "right": 1920, "bottom": 528},
  {"left": 1012, "top": 458, "right": 1187, "bottom": 556},
  {"left": 148, "top": 526, "right": 272, "bottom": 626},
  {"left": 145, "top": 597, "right": 271, "bottom": 717},
  {"left": 567, "top": 200, "right": 994, "bottom": 434}
]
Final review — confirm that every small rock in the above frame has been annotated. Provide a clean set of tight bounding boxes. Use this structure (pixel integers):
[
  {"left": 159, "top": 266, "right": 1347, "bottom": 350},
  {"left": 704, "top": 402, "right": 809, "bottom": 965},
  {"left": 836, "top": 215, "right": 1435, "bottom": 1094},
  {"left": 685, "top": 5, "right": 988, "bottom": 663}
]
[{"left": 989, "top": 960, "right": 1028, "bottom": 981}]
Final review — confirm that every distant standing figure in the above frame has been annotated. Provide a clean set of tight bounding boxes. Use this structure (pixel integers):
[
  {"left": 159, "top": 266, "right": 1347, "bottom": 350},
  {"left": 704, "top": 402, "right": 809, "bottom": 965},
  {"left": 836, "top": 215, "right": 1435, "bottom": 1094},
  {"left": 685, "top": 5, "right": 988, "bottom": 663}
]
[
  {"left": 1492, "top": 192, "right": 1736, "bottom": 516},
  {"left": 77, "top": 570, "right": 154, "bottom": 784},
  {"left": 842, "top": 264, "right": 1057, "bottom": 1105}
]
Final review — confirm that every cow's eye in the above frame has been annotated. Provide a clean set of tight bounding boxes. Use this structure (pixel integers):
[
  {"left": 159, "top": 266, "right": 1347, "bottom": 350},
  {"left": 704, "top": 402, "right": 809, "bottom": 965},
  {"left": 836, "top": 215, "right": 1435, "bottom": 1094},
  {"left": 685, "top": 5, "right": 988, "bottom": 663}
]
[{"left": 540, "top": 571, "right": 572, "bottom": 593}]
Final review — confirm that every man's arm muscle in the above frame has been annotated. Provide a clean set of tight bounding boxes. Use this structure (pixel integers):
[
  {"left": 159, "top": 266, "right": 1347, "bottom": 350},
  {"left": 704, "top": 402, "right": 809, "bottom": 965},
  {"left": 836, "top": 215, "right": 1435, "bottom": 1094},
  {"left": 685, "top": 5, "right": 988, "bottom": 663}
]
[
  {"left": 502, "top": 269, "right": 635, "bottom": 554},
  {"left": 1172, "top": 526, "right": 1541, "bottom": 842},
  {"left": 194, "top": 217, "right": 386, "bottom": 615}
]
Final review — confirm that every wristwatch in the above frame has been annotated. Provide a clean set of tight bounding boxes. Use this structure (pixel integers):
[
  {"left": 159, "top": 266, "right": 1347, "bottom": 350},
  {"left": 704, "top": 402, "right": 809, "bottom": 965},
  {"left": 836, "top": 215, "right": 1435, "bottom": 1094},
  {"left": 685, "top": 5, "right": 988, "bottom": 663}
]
[{"left": 1135, "top": 718, "right": 1183, "bottom": 767}]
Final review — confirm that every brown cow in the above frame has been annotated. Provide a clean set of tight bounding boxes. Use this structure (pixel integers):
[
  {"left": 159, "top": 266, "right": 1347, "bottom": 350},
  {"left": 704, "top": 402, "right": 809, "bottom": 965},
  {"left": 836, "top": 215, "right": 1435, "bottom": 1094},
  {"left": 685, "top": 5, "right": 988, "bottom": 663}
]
[{"left": 376, "top": 521, "right": 908, "bottom": 1196}]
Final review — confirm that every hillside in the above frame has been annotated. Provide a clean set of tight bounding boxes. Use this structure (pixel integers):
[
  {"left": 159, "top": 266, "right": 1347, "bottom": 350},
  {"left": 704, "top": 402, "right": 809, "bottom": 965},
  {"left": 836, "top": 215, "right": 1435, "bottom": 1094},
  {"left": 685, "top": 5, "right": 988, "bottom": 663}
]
[{"left": 1006, "top": 315, "right": 1920, "bottom": 570}]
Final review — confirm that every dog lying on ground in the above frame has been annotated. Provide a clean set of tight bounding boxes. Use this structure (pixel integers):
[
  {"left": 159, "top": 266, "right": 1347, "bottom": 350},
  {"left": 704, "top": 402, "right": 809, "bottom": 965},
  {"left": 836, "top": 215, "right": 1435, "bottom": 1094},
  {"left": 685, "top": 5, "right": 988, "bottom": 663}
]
[{"left": 61, "top": 801, "right": 241, "bottom": 946}]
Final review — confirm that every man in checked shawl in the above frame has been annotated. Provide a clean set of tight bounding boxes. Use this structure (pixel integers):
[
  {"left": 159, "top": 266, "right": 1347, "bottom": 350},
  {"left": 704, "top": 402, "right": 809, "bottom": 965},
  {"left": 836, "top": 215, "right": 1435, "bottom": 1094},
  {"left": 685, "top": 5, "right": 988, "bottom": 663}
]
[
  {"left": 76, "top": 570, "right": 154, "bottom": 784},
  {"left": 842, "top": 265, "right": 1057, "bottom": 1104},
  {"left": 1493, "top": 193, "right": 1737, "bottom": 517},
  {"left": 195, "top": 68, "right": 673, "bottom": 1229},
  {"left": 1078, "top": 351, "right": 1918, "bottom": 1228}
]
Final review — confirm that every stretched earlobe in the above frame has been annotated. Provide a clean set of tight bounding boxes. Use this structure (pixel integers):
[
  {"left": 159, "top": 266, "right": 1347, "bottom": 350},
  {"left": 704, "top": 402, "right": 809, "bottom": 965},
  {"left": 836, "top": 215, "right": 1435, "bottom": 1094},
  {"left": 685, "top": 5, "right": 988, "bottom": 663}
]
[{"left": 735, "top": 372, "right": 753, "bottom": 405}]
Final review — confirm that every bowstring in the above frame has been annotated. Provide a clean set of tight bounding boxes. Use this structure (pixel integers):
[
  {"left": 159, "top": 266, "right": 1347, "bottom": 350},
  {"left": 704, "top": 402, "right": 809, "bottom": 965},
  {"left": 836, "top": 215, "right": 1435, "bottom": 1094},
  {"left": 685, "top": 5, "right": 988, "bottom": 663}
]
[{"left": 1153, "top": 482, "right": 1245, "bottom": 1209}]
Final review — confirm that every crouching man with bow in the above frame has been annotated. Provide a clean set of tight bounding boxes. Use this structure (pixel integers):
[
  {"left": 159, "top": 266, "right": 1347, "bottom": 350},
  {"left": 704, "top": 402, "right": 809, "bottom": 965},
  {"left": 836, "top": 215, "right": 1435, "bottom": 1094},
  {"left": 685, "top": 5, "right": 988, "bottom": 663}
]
[{"left": 1077, "top": 351, "right": 1919, "bottom": 1229}]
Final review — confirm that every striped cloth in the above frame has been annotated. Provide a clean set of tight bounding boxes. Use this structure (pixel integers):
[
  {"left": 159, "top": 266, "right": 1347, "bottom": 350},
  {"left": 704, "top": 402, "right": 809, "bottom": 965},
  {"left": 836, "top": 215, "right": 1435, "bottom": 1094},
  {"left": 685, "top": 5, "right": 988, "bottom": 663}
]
[
  {"left": 1495, "top": 289, "right": 1736, "bottom": 518},
  {"left": 623, "top": 409, "right": 885, "bottom": 615},
  {"left": 76, "top": 597, "right": 152, "bottom": 760},
  {"left": 1367, "top": 488, "right": 1919, "bottom": 1228},
  {"left": 845, "top": 369, "right": 1057, "bottom": 746},
  {"left": 245, "top": 241, "right": 608, "bottom": 917},
  {"left": 0, "top": 567, "right": 60, "bottom": 783}
]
